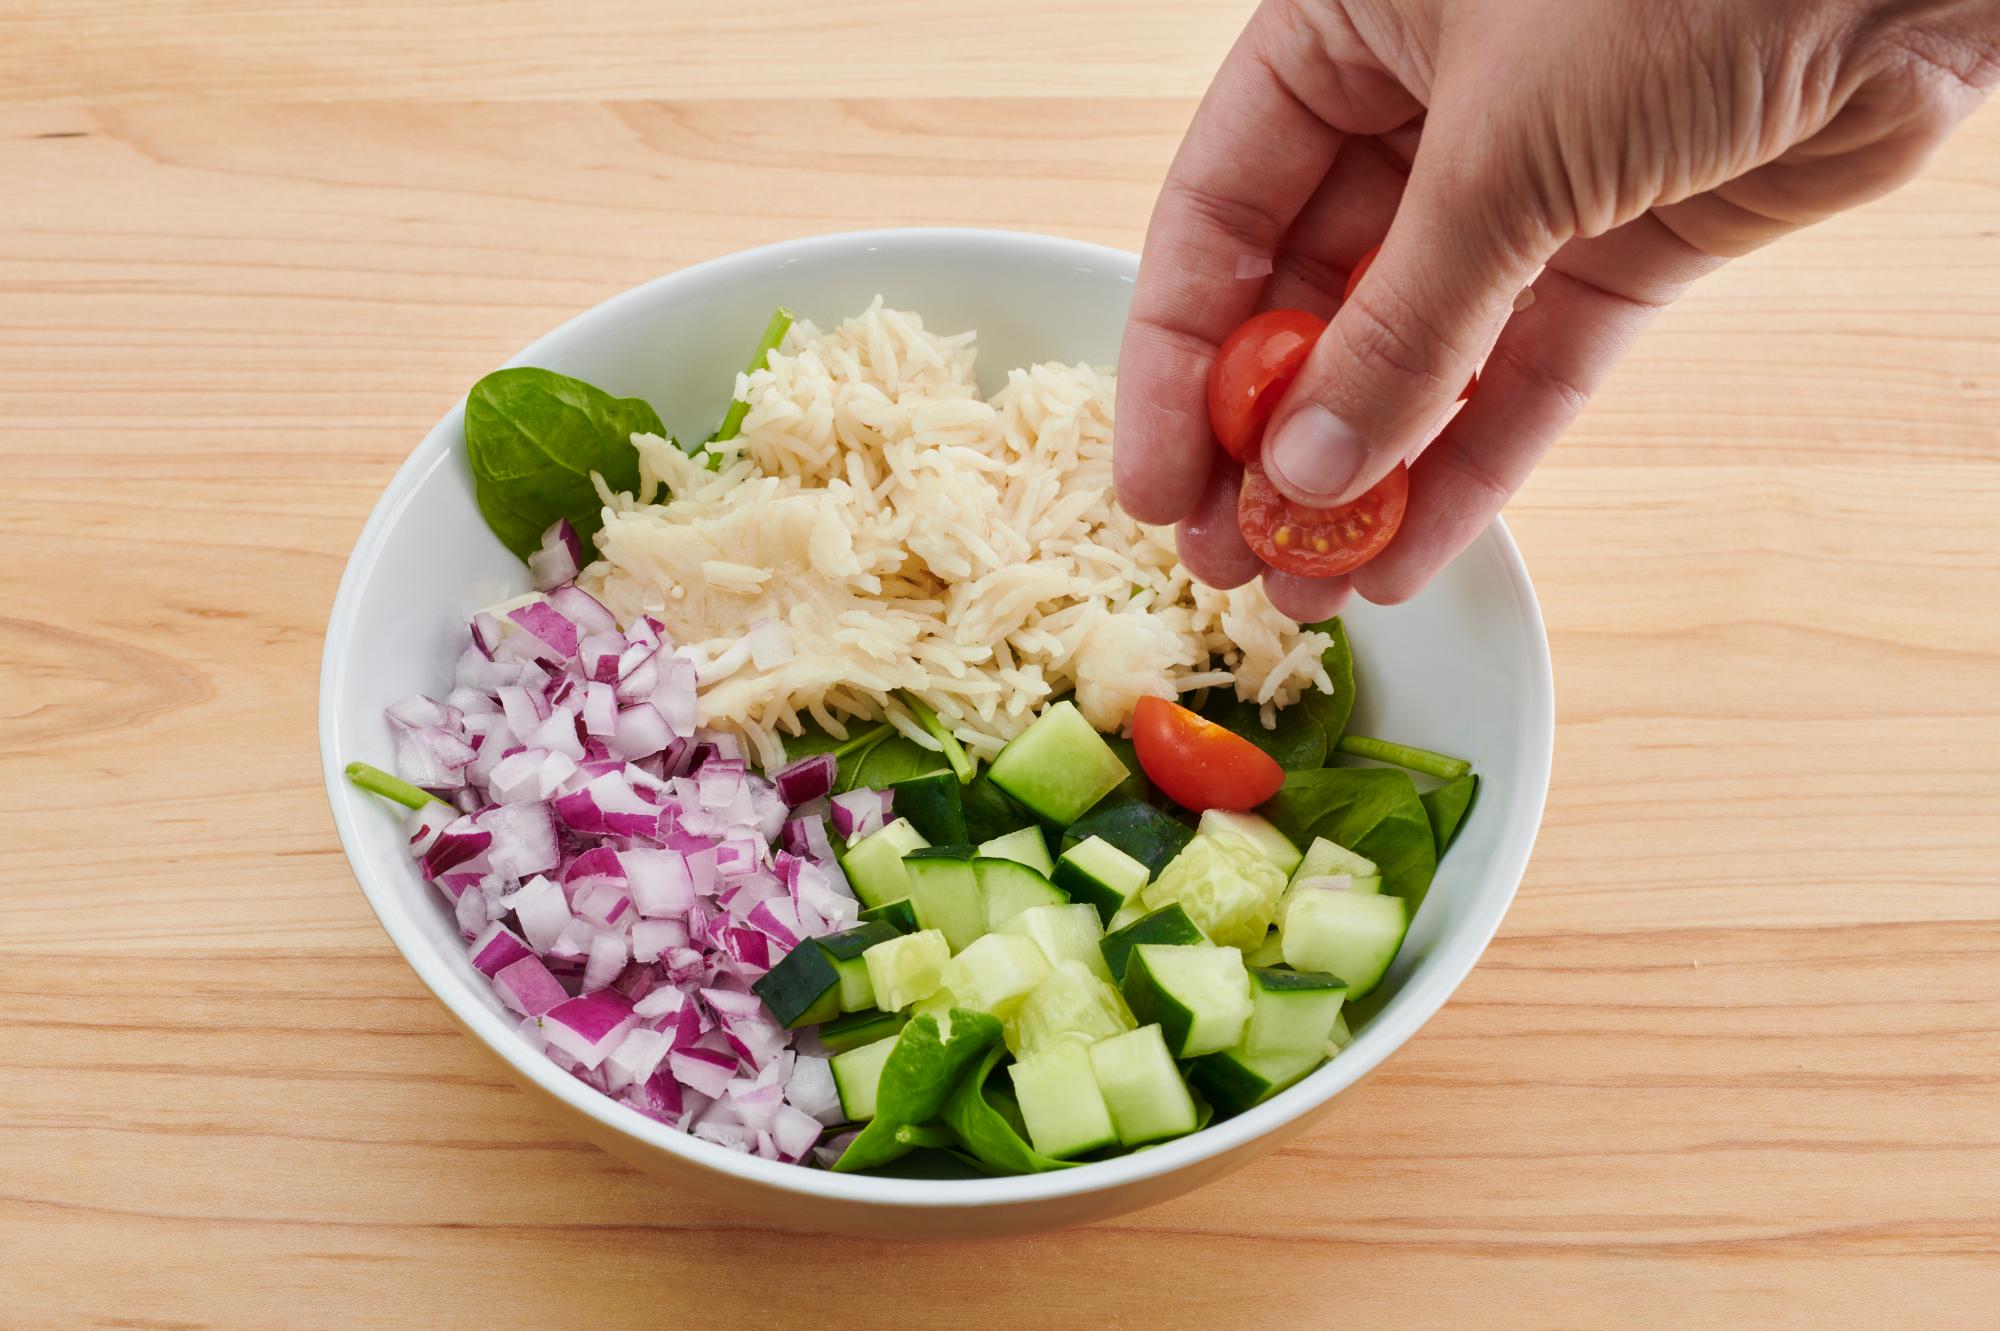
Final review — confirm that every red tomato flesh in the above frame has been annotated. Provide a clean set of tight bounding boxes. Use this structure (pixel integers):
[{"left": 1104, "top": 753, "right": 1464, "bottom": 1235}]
[
  {"left": 1205, "top": 309, "right": 1327, "bottom": 463},
  {"left": 1130, "top": 695, "right": 1285, "bottom": 813},
  {"left": 1238, "top": 458, "right": 1409, "bottom": 578}
]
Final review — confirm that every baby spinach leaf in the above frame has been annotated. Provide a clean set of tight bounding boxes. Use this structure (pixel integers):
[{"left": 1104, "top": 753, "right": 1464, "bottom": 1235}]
[
  {"left": 900, "top": 692, "right": 975, "bottom": 784},
  {"left": 833, "top": 1008, "right": 1003, "bottom": 1173},
  {"left": 781, "top": 720, "right": 893, "bottom": 767},
  {"left": 1200, "top": 692, "right": 1328, "bottom": 770},
  {"left": 463, "top": 367, "right": 658, "bottom": 563},
  {"left": 1300, "top": 617, "right": 1356, "bottom": 748},
  {"left": 834, "top": 734, "right": 951, "bottom": 795},
  {"left": 1261, "top": 767, "right": 1438, "bottom": 910},
  {"left": 943, "top": 1043, "right": 1075, "bottom": 1174},
  {"left": 1421, "top": 773, "right": 1478, "bottom": 857}
]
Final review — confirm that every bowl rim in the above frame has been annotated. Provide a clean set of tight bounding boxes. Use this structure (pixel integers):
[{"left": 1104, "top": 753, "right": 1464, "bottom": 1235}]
[{"left": 320, "top": 225, "right": 1554, "bottom": 1210}]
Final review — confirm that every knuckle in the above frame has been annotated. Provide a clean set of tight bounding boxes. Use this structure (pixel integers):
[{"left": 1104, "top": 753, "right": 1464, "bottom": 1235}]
[
  {"left": 1159, "top": 174, "right": 1293, "bottom": 252},
  {"left": 1484, "top": 339, "right": 1593, "bottom": 417},
  {"left": 1332, "top": 285, "right": 1464, "bottom": 395}
]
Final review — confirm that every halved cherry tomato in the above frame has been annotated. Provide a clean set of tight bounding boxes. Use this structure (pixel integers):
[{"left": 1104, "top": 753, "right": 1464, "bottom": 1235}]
[
  {"left": 1130, "top": 695, "right": 1285, "bottom": 813},
  {"left": 1205, "top": 308, "right": 1328, "bottom": 462},
  {"left": 1238, "top": 457, "right": 1409, "bottom": 578},
  {"left": 1343, "top": 243, "right": 1477, "bottom": 401}
]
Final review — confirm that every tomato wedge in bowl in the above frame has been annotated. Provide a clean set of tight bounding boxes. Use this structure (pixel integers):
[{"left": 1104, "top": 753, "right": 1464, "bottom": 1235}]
[{"left": 1129, "top": 695, "right": 1285, "bottom": 812}]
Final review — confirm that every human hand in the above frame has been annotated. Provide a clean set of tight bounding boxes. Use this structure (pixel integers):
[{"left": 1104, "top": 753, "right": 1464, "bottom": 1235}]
[{"left": 1115, "top": 0, "right": 1998, "bottom": 620}]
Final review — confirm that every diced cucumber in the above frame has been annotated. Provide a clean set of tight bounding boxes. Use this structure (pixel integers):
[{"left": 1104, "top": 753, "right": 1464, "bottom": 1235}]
[
  {"left": 1008, "top": 1041, "right": 1119, "bottom": 1159},
  {"left": 818, "top": 1007, "right": 906, "bottom": 1054},
  {"left": 1119, "top": 943, "right": 1252, "bottom": 1057},
  {"left": 1290, "top": 836, "right": 1377, "bottom": 886},
  {"left": 1197, "top": 809, "right": 1302, "bottom": 875},
  {"left": 750, "top": 939, "right": 842, "bottom": 1028},
  {"left": 1007, "top": 958, "right": 1134, "bottom": 1057},
  {"left": 1000, "top": 902, "right": 1112, "bottom": 982},
  {"left": 977, "top": 825, "right": 1055, "bottom": 877},
  {"left": 1346, "top": 876, "right": 1382, "bottom": 895},
  {"left": 1280, "top": 889, "right": 1409, "bottom": 998},
  {"left": 858, "top": 897, "right": 920, "bottom": 933},
  {"left": 1062, "top": 799, "right": 1194, "bottom": 875},
  {"left": 962, "top": 772, "right": 1036, "bottom": 846},
  {"left": 862, "top": 928, "right": 951, "bottom": 1011},
  {"left": 938, "top": 933, "right": 1053, "bottom": 1018},
  {"left": 901, "top": 847, "right": 985, "bottom": 952},
  {"left": 1088, "top": 1024, "right": 1199, "bottom": 1146},
  {"left": 817, "top": 921, "right": 903, "bottom": 1012},
  {"left": 1243, "top": 929, "right": 1285, "bottom": 968},
  {"left": 1140, "top": 833, "right": 1284, "bottom": 950},
  {"left": 974, "top": 856, "right": 1067, "bottom": 932},
  {"left": 1328, "top": 1011, "right": 1352, "bottom": 1051},
  {"left": 1242, "top": 966, "right": 1347, "bottom": 1059},
  {"left": 838, "top": 817, "right": 929, "bottom": 908},
  {"left": 1100, "top": 902, "right": 1208, "bottom": 983},
  {"left": 888, "top": 770, "right": 968, "bottom": 845},
  {"left": 832, "top": 1034, "right": 898, "bottom": 1121},
  {"left": 988, "top": 701, "right": 1130, "bottom": 824},
  {"left": 1053, "top": 835, "right": 1151, "bottom": 925},
  {"left": 1187, "top": 1043, "right": 1322, "bottom": 1116}
]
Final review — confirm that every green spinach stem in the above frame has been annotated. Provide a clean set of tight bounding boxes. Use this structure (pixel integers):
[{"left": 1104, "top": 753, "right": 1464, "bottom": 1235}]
[
  {"left": 344, "top": 761, "right": 450, "bottom": 812},
  {"left": 900, "top": 691, "right": 976, "bottom": 784},
  {"left": 710, "top": 306, "right": 796, "bottom": 447},
  {"left": 1334, "top": 735, "right": 1471, "bottom": 781},
  {"left": 832, "top": 722, "right": 894, "bottom": 761}
]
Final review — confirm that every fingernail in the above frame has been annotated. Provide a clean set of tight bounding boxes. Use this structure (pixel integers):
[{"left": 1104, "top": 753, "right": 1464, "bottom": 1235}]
[{"left": 1265, "top": 403, "right": 1368, "bottom": 500}]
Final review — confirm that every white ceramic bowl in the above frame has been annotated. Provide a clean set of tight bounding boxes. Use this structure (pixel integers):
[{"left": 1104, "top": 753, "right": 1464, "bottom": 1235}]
[{"left": 320, "top": 228, "right": 1553, "bottom": 1238}]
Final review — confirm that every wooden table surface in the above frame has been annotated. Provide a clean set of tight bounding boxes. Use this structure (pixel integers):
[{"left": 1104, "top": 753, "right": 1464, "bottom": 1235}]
[{"left": 5, "top": 2, "right": 1998, "bottom": 1325}]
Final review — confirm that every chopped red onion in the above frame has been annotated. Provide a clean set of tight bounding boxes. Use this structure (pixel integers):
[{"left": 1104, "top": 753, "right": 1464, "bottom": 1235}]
[
  {"left": 528, "top": 519, "right": 585, "bottom": 591},
  {"left": 468, "top": 922, "right": 534, "bottom": 976},
  {"left": 549, "top": 584, "right": 618, "bottom": 637},
  {"left": 623, "top": 848, "right": 695, "bottom": 918},
  {"left": 609, "top": 702, "right": 672, "bottom": 761},
  {"left": 493, "top": 955, "right": 567, "bottom": 1016},
  {"left": 476, "top": 801, "right": 559, "bottom": 879},
  {"left": 502, "top": 875, "right": 572, "bottom": 952},
  {"left": 582, "top": 930, "right": 629, "bottom": 992},
  {"left": 772, "top": 753, "right": 836, "bottom": 806},
  {"left": 541, "top": 990, "right": 638, "bottom": 1070},
  {"left": 829, "top": 789, "right": 887, "bottom": 841},
  {"left": 671, "top": 1046, "right": 738, "bottom": 1099},
  {"left": 507, "top": 599, "right": 581, "bottom": 661}
]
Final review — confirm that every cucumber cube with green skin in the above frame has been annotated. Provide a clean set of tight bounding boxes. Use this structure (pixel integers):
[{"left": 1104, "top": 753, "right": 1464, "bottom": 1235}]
[
  {"left": 818, "top": 1008, "right": 907, "bottom": 1054},
  {"left": 1242, "top": 966, "right": 1347, "bottom": 1059},
  {"left": 1008, "top": 1041, "right": 1119, "bottom": 1159},
  {"left": 1006, "top": 958, "right": 1134, "bottom": 1058},
  {"left": 1197, "top": 809, "right": 1302, "bottom": 875},
  {"left": 1062, "top": 799, "right": 1194, "bottom": 876},
  {"left": 901, "top": 847, "right": 985, "bottom": 952},
  {"left": 1099, "top": 902, "right": 1208, "bottom": 983},
  {"left": 862, "top": 928, "right": 952, "bottom": 1012},
  {"left": 1328, "top": 1012, "right": 1353, "bottom": 1051},
  {"left": 1290, "top": 836, "right": 1377, "bottom": 887},
  {"left": 1187, "top": 1043, "right": 1323, "bottom": 1116},
  {"left": 838, "top": 817, "right": 930, "bottom": 908},
  {"left": 751, "top": 939, "right": 843, "bottom": 1028},
  {"left": 973, "top": 856, "right": 1067, "bottom": 932},
  {"left": 939, "top": 933, "right": 1053, "bottom": 1018},
  {"left": 1242, "top": 929, "right": 1285, "bottom": 968},
  {"left": 858, "top": 897, "right": 920, "bottom": 934},
  {"left": 1053, "top": 836, "right": 1151, "bottom": 926},
  {"left": 1139, "top": 833, "right": 1284, "bottom": 950},
  {"left": 1088, "top": 1024, "right": 1199, "bottom": 1146},
  {"left": 988, "top": 701, "right": 1131, "bottom": 824},
  {"left": 816, "top": 921, "right": 904, "bottom": 1012},
  {"left": 1119, "top": 943, "right": 1253, "bottom": 1057},
  {"left": 887, "top": 770, "right": 968, "bottom": 845},
  {"left": 1280, "top": 889, "right": 1409, "bottom": 999},
  {"left": 831, "top": 1034, "right": 899, "bottom": 1121},
  {"left": 977, "top": 826, "right": 1055, "bottom": 877},
  {"left": 1001, "top": 902, "right": 1112, "bottom": 982}
]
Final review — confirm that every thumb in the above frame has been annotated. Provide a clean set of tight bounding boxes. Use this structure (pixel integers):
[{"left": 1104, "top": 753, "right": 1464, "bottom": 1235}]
[{"left": 1262, "top": 119, "right": 1552, "bottom": 506}]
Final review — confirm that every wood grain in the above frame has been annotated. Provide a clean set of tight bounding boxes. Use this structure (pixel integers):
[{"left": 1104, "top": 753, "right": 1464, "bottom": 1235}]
[{"left": 3, "top": 4, "right": 1999, "bottom": 1326}]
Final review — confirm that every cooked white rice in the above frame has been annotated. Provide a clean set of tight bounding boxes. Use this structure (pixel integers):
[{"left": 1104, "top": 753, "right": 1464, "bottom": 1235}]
[{"left": 579, "top": 298, "right": 1335, "bottom": 770}]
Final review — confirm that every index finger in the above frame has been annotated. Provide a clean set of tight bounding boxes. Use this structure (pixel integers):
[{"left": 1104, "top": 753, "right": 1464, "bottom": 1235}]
[{"left": 1113, "top": 21, "right": 1345, "bottom": 525}]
